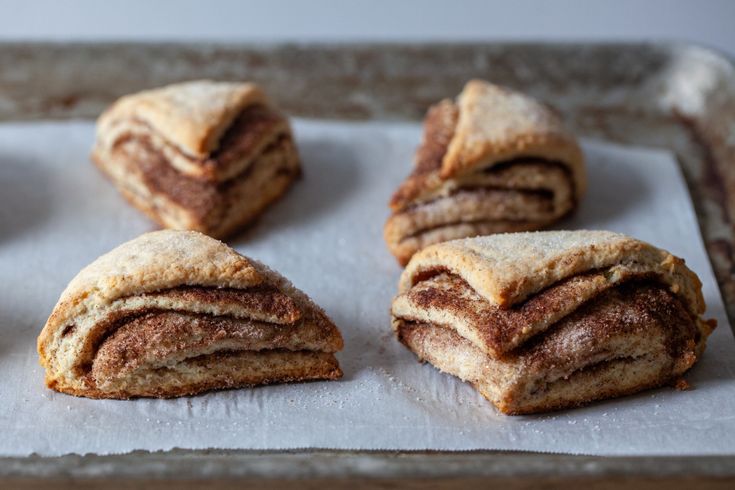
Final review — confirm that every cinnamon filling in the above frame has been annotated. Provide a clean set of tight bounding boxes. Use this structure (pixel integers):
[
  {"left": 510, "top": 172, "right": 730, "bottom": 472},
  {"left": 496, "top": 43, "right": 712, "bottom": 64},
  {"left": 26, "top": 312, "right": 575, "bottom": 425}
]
[
  {"left": 401, "top": 219, "right": 539, "bottom": 241},
  {"left": 519, "top": 282, "right": 697, "bottom": 367},
  {"left": 118, "top": 135, "right": 295, "bottom": 219},
  {"left": 72, "top": 285, "right": 308, "bottom": 377},
  {"left": 140, "top": 285, "right": 302, "bottom": 324},
  {"left": 391, "top": 160, "right": 575, "bottom": 244},
  {"left": 90, "top": 310, "right": 327, "bottom": 383},
  {"left": 399, "top": 189, "right": 554, "bottom": 241},
  {"left": 111, "top": 104, "right": 297, "bottom": 219},
  {"left": 210, "top": 105, "right": 287, "bottom": 167},
  {"left": 402, "top": 183, "right": 556, "bottom": 214},
  {"left": 128, "top": 105, "right": 288, "bottom": 176},
  {"left": 397, "top": 271, "right": 694, "bottom": 358},
  {"left": 397, "top": 281, "right": 696, "bottom": 372}
]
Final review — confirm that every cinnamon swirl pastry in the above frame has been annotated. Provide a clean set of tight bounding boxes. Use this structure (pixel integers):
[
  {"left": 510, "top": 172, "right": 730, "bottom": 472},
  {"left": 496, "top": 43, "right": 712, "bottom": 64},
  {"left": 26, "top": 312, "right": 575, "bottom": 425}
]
[
  {"left": 391, "top": 230, "right": 715, "bottom": 414},
  {"left": 385, "top": 80, "right": 585, "bottom": 265},
  {"left": 37, "top": 230, "right": 343, "bottom": 399},
  {"left": 92, "top": 80, "right": 300, "bottom": 238}
]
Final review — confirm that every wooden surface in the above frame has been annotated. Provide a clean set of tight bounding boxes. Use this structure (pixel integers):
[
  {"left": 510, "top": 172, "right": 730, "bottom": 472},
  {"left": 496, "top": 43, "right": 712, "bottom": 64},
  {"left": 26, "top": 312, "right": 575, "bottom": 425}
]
[{"left": 0, "top": 42, "right": 733, "bottom": 486}]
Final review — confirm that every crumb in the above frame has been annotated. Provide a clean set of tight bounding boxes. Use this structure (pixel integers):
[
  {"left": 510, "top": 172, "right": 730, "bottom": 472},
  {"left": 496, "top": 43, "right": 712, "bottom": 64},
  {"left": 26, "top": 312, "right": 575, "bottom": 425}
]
[
  {"left": 705, "top": 318, "right": 718, "bottom": 333},
  {"left": 674, "top": 378, "right": 691, "bottom": 391}
]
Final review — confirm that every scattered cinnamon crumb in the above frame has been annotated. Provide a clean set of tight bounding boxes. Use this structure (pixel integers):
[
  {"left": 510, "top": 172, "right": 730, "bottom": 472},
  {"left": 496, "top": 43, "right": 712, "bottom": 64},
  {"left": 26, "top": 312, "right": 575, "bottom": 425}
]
[
  {"left": 674, "top": 378, "right": 691, "bottom": 391},
  {"left": 705, "top": 318, "right": 718, "bottom": 333}
]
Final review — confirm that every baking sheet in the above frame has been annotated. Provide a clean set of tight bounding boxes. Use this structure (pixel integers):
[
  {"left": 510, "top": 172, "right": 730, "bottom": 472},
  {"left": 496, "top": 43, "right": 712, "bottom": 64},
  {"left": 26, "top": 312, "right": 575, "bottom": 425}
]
[{"left": 0, "top": 118, "right": 734, "bottom": 457}]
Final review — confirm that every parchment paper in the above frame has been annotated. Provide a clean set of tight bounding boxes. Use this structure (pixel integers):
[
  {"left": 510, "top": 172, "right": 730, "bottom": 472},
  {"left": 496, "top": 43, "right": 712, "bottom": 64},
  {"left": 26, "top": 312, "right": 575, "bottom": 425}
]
[{"left": 0, "top": 119, "right": 734, "bottom": 457}]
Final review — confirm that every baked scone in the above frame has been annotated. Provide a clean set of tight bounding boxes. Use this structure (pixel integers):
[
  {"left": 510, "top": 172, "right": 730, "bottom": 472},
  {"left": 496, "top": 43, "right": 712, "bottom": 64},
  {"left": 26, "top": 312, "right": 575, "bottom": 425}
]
[
  {"left": 385, "top": 80, "right": 585, "bottom": 265},
  {"left": 37, "top": 230, "right": 343, "bottom": 399},
  {"left": 92, "top": 80, "right": 300, "bottom": 238},
  {"left": 391, "top": 230, "right": 715, "bottom": 415}
]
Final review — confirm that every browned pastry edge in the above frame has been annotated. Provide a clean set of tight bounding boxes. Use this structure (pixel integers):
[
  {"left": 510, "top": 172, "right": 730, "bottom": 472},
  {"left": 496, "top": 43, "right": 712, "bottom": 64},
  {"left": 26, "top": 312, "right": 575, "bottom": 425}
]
[
  {"left": 389, "top": 99, "right": 459, "bottom": 211},
  {"left": 98, "top": 88, "right": 284, "bottom": 182},
  {"left": 389, "top": 220, "right": 544, "bottom": 268},
  {"left": 96, "top": 80, "right": 268, "bottom": 161},
  {"left": 47, "top": 350, "right": 342, "bottom": 400},
  {"left": 113, "top": 104, "right": 289, "bottom": 183},
  {"left": 398, "top": 231, "right": 707, "bottom": 314}
]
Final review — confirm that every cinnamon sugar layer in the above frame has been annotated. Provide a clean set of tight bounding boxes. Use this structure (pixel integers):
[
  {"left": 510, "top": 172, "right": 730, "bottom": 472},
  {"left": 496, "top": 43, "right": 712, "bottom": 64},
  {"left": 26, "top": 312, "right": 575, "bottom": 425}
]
[
  {"left": 91, "top": 309, "right": 338, "bottom": 384},
  {"left": 393, "top": 271, "right": 662, "bottom": 357},
  {"left": 141, "top": 285, "right": 302, "bottom": 324},
  {"left": 390, "top": 99, "right": 459, "bottom": 210},
  {"left": 116, "top": 135, "right": 295, "bottom": 221},
  {"left": 395, "top": 282, "right": 699, "bottom": 414},
  {"left": 208, "top": 105, "right": 287, "bottom": 176},
  {"left": 75, "top": 285, "right": 341, "bottom": 379}
]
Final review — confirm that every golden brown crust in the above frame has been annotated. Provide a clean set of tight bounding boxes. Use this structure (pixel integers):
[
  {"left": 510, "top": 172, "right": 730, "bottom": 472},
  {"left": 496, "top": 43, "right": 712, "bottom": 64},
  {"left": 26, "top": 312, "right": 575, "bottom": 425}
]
[
  {"left": 50, "top": 350, "right": 342, "bottom": 400},
  {"left": 400, "top": 231, "right": 705, "bottom": 313},
  {"left": 38, "top": 231, "right": 343, "bottom": 399},
  {"left": 97, "top": 80, "right": 267, "bottom": 160},
  {"left": 384, "top": 80, "right": 584, "bottom": 265},
  {"left": 387, "top": 219, "right": 543, "bottom": 268},
  {"left": 39, "top": 230, "right": 264, "bottom": 347},
  {"left": 442, "top": 80, "right": 585, "bottom": 193}
]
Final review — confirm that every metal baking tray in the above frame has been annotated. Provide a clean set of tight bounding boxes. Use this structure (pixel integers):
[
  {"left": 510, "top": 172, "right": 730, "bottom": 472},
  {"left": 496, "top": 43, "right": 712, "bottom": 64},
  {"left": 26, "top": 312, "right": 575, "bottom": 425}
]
[{"left": 1, "top": 42, "right": 734, "bottom": 488}]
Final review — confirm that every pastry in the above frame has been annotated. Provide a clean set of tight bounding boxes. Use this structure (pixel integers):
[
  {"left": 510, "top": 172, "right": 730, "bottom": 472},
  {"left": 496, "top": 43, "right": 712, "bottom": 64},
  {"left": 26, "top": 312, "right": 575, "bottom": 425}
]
[
  {"left": 385, "top": 80, "right": 585, "bottom": 265},
  {"left": 92, "top": 80, "right": 300, "bottom": 238},
  {"left": 37, "top": 230, "right": 343, "bottom": 399},
  {"left": 391, "top": 230, "right": 715, "bottom": 414}
]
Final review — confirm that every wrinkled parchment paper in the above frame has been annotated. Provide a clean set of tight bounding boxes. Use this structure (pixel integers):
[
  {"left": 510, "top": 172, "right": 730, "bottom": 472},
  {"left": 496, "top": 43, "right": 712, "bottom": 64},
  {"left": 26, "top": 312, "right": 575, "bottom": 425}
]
[{"left": 0, "top": 119, "right": 734, "bottom": 457}]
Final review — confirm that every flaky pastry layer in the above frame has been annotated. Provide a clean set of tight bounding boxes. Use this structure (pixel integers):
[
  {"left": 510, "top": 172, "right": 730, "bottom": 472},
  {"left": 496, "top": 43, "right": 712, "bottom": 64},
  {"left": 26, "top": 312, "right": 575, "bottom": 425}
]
[
  {"left": 38, "top": 231, "right": 343, "bottom": 399},
  {"left": 385, "top": 80, "right": 584, "bottom": 265},
  {"left": 93, "top": 81, "right": 300, "bottom": 238},
  {"left": 390, "top": 231, "right": 714, "bottom": 414}
]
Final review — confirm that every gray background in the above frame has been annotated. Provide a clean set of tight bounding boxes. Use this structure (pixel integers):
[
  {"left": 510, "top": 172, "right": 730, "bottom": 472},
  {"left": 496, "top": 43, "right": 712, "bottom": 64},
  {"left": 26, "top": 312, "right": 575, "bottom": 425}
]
[{"left": 0, "top": 0, "right": 733, "bottom": 56}]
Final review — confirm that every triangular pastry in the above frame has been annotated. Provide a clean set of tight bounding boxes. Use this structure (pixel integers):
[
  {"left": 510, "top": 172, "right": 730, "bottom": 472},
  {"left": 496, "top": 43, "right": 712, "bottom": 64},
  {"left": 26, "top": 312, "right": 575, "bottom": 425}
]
[
  {"left": 385, "top": 80, "right": 585, "bottom": 265},
  {"left": 38, "top": 230, "right": 343, "bottom": 399},
  {"left": 92, "top": 80, "right": 300, "bottom": 238},
  {"left": 391, "top": 230, "right": 715, "bottom": 414}
]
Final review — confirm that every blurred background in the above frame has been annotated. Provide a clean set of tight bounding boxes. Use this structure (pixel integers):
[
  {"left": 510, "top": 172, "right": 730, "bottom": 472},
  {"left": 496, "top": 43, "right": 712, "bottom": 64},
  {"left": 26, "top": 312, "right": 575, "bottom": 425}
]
[{"left": 0, "top": 0, "right": 733, "bottom": 56}]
